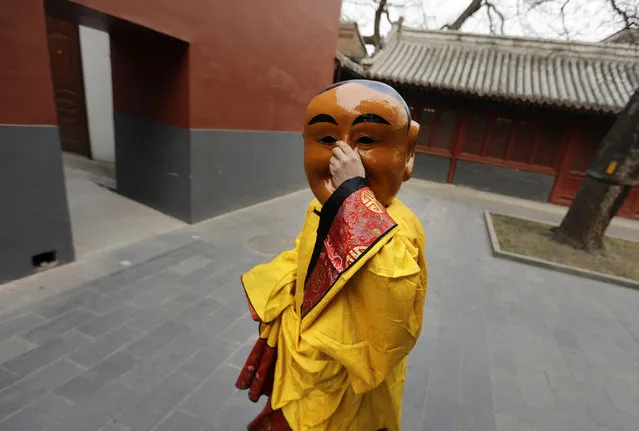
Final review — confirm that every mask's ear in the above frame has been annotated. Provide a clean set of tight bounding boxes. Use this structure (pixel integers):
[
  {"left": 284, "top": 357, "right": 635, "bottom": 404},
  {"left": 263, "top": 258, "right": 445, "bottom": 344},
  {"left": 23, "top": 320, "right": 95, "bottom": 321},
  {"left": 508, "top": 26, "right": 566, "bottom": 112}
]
[{"left": 403, "top": 120, "right": 420, "bottom": 181}]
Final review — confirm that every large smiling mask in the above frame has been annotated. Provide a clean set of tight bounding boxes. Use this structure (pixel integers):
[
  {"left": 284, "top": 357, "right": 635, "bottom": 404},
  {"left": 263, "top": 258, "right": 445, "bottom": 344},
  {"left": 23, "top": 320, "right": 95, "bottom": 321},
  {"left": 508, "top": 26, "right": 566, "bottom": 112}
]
[{"left": 302, "top": 80, "right": 420, "bottom": 207}]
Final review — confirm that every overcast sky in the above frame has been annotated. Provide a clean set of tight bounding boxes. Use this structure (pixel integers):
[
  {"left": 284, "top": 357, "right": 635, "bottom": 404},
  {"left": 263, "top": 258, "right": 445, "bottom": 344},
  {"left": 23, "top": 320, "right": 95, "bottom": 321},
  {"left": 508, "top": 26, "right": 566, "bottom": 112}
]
[{"left": 340, "top": 0, "right": 628, "bottom": 43}]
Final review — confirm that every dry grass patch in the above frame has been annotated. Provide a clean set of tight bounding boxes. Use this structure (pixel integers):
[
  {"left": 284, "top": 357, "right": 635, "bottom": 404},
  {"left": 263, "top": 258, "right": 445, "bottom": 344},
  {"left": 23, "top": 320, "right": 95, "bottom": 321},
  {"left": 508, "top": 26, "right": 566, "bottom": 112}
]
[{"left": 490, "top": 213, "right": 639, "bottom": 282}]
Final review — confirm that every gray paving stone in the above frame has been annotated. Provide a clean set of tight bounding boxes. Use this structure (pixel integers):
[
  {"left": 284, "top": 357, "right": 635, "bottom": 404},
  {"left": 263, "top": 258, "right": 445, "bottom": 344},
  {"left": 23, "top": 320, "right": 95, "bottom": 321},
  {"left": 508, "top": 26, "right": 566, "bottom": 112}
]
[
  {"left": 0, "top": 313, "right": 47, "bottom": 342},
  {"left": 155, "top": 231, "right": 199, "bottom": 249},
  {"left": 176, "top": 262, "right": 220, "bottom": 287},
  {"left": 97, "top": 265, "right": 152, "bottom": 287},
  {"left": 70, "top": 325, "right": 144, "bottom": 368},
  {"left": 47, "top": 381, "right": 141, "bottom": 431},
  {"left": 227, "top": 339, "right": 256, "bottom": 369},
  {"left": 491, "top": 373, "right": 527, "bottom": 415},
  {"left": 173, "top": 298, "right": 224, "bottom": 328},
  {"left": 0, "top": 368, "right": 19, "bottom": 391},
  {"left": 33, "top": 289, "right": 103, "bottom": 320},
  {"left": 23, "top": 308, "right": 97, "bottom": 344},
  {"left": 495, "top": 412, "right": 537, "bottom": 431},
  {"left": 192, "top": 306, "right": 236, "bottom": 338},
  {"left": 129, "top": 269, "right": 181, "bottom": 293},
  {"left": 213, "top": 391, "right": 264, "bottom": 430},
  {"left": 155, "top": 410, "right": 206, "bottom": 431},
  {"left": 82, "top": 288, "right": 140, "bottom": 314},
  {"left": 554, "top": 328, "right": 583, "bottom": 352},
  {"left": 129, "top": 301, "right": 196, "bottom": 335},
  {"left": 177, "top": 344, "right": 235, "bottom": 382},
  {"left": 122, "top": 320, "right": 190, "bottom": 360},
  {"left": 181, "top": 363, "right": 239, "bottom": 422},
  {"left": 187, "top": 326, "right": 239, "bottom": 350},
  {"left": 98, "top": 423, "right": 131, "bottom": 431},
  {"left": 109, "top": 237, "right": 177, "bottom": 268},
  {"left": 76, "top": 305, "right": 141, "bottom": 338},
  {"left": 218, "top": 313, "right": 258, "bottom": 345},
  {"left": 401, "top": 339, "right": 434, "bottom": 430},
  {"left": 422, "top": 394, "right": 461, "bottom": 431},
  {"left": 171, "top": 290, "right": 208, "bottom": 308},
  {"left": 0, "top": 309, "right": 24, "bottom": 325},
  {"left": 126, "top": 305, "right": 175, "bottom": 333},
  {"left": 460, "top": 371, "right": 498, "bottom": 431},
  {"left": 0, "top": 392, "right": 73, "bottom": 431},
  {"left": 118, "top": 331, "right": 201, "bottom": 392},
  {"left": 54, "top": 351, "right": 137, "bottom": 402},
  {"left": 116, "top": 372, "right": 199, "bottom": 431},
  {"left": 211, "top": 304, "right": 248, "bottom": 328},
  {"left": 168, "top": 256, "right": 214, "bottom": 277},
  {"left": 0, "top": 337, "right": 36, "bottom": 365},
  {"left": 0, "top": 186, "right": 638, "bottom": 430},
  {"left": 3, "top": 331, "right": 92, "bottom": 377},
  {"left": 0, "top": 359, "right": 84, "bottom": 420},
  {"left": 587, "top": 402, "right": 639, "bottom": 431},
  {"left": 129, "top": 283, "right": 179, "bottom": 310}
]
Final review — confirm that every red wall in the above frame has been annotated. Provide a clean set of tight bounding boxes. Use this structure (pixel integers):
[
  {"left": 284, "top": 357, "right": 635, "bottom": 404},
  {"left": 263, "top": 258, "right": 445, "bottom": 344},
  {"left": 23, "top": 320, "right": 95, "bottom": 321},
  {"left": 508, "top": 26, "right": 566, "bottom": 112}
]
[
  {"left": 72, "top": 0, "right": 342, "bottom": 131},
  {"left": 110, "top": 26, "right": 190, "bottom": 128},
  {"left": 0, "top": 0, "right": 57, "bottom": 125}
]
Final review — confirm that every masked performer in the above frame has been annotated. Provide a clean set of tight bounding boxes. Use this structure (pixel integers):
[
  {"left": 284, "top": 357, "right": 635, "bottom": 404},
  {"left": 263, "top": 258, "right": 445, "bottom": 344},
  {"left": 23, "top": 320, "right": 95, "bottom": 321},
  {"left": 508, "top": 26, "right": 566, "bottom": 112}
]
[{"left": 236, "top": 79, "right": 427, "bottom": 431}]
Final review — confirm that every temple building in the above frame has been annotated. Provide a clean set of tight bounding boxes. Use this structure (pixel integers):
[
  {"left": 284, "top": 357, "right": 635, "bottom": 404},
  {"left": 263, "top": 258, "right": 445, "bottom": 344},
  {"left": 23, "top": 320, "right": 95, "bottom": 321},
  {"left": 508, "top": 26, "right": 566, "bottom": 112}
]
[{"left": 336, "top": 24, "right": 639, "bottom": 219}]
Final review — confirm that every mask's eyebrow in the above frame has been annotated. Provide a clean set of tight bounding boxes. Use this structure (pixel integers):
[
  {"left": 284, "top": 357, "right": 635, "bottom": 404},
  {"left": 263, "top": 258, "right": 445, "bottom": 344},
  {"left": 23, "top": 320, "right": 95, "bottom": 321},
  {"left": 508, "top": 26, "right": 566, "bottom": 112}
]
[
  {"left": 352, "top": 113, "right": 391, "bottom": 126},
  {"left": 307, "top": 114, "right": 338, "bottom": 125}
]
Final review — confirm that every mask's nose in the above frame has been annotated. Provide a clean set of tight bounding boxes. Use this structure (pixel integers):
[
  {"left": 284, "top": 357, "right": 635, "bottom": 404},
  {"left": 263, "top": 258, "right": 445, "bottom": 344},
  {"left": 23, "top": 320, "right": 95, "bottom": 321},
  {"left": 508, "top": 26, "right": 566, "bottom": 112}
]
[
  {"left": 339, "top": 137, "right": 357, "bottom": 150},
  {"left": 334, "top": 138, "right": 354, "bottom": 149}
]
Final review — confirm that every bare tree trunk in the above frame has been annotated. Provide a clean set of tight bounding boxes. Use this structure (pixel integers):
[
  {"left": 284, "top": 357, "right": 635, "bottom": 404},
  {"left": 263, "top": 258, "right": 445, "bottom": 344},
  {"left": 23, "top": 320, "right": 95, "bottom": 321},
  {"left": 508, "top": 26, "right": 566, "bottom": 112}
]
[
  {"left": 444, "top": 0, "right": 483, "bottom": 30},
  {"left": 372, "top": 0, "right": 388, "bottom": 53},
  {"left": 553, "top": 87, "right": 639, "bottom": 250}
]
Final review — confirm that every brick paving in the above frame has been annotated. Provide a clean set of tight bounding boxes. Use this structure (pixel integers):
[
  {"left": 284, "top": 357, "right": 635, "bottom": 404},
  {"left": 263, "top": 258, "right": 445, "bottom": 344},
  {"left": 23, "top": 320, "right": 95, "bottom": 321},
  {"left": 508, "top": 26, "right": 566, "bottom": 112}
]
[{"left": 0, "top": 182, "right": 638, "bottom": 431}]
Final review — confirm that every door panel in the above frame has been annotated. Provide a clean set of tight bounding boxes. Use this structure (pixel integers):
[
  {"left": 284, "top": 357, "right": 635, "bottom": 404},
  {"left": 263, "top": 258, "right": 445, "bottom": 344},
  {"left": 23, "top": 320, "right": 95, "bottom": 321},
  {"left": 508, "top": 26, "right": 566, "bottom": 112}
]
[
  {"left": 550, "top": 120, "right": 639, "bottom": 220},
  {"left": 46, "top": 16, "right": 91, "bottom": 158}
]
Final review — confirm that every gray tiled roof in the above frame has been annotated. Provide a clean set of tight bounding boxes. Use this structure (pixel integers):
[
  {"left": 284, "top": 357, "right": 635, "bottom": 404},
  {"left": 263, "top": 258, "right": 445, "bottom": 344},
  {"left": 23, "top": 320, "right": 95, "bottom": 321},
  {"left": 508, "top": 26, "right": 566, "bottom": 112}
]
[
  {"left": 336, "top": 51, "right": 365, "bottom": 75},
  {"left": 365, "top": 27, "right": 639, "bottom": 113}
]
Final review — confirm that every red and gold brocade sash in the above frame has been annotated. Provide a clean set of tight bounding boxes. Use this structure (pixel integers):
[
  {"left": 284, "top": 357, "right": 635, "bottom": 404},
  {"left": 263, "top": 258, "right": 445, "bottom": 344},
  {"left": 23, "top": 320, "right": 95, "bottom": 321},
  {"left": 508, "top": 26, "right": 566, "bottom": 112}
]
[{"left": 301, "top": 181, "right": 396, "bottom": 321}]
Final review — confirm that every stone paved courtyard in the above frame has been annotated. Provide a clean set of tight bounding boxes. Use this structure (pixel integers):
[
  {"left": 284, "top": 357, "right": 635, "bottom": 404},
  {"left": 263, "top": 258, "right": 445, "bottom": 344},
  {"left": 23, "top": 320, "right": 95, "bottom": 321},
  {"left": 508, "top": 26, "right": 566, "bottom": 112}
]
[{"left": 0, "top": 181, "right": 638, "bottom": 431}]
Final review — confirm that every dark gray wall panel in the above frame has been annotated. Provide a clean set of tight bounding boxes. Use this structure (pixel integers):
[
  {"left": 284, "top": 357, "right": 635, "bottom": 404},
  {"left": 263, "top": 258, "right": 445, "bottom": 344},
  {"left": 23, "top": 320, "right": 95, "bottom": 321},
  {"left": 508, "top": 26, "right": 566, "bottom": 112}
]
[
  {"left": 0, "top": 126, "right": 74, "bottom": 284},
  {"left": 114, "top": 113, "right": 191, "bottom": 222},
  {"left": 190, "top": 130, "right": 307, "bottom": 223},
  {"left": 453, "top": 160, "right": 555, "bottom": 201},
  {"left": 412, "top": 153, "right": 450, "bottom": 183}
]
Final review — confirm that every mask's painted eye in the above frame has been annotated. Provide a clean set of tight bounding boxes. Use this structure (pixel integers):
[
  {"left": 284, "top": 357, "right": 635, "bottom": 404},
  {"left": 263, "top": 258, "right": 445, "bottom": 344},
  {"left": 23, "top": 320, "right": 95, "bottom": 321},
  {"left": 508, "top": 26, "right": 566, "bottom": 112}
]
[
  {"left": 319, "top": 136, "right": 337, "bottom": 144},
  {"left": 357, "top": 136, "right": 378, "bottom": 145}
]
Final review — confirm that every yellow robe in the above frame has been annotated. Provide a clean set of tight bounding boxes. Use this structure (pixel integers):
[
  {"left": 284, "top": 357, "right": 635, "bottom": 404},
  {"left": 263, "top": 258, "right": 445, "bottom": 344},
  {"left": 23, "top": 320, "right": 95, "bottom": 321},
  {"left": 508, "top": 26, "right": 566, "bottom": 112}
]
[{"left": 241, "top": 182, "right": 427, "bottom": 431}]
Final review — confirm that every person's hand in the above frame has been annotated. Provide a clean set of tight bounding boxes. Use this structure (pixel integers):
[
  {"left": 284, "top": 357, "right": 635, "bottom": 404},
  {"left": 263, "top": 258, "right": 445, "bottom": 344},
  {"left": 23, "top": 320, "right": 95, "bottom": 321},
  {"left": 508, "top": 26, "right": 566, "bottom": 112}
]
[{"left": 329, "top": 141, "right": 365, "bottom": 188}]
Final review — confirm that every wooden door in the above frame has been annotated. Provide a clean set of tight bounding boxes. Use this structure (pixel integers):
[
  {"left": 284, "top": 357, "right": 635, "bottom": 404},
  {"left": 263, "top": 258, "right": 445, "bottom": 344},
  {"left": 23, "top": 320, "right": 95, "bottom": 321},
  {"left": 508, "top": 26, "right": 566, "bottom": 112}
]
[
  {"left": 46, "top": 16, "right": 91, "bottom": 158},
  {"left": 619, "top": 187, "right": 639, "bottom": 219},
  {"left": 550, "top": 119, "right": 639, "bottom": 220}
]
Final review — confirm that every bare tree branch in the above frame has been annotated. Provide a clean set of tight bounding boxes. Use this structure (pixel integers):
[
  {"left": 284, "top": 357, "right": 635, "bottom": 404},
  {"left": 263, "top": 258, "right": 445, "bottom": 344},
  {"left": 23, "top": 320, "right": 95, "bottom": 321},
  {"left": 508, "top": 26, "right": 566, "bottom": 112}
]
[
  {"left": 609, "top": 0, "right": 632, "bottom": 28},
  {"left": 371, "top": 0, "right": 388, "bottom": 52},
  {"left": 524, "top": 0, "right": 556, "bottom": 13},
  {"left": 559, "top": 0, "right": 573, "bottom": 40},
  {"left": 609, "top": 0, "right": 639, "bottom": 28},
  {"left": 384, "top": 8, "right": 393, "bottom": 25},
  {"left": 485, "top": 1, "right": 506, "bottom": 34},
  {"left": 443, "top": 0, "right": 483, "bottom": 30}
]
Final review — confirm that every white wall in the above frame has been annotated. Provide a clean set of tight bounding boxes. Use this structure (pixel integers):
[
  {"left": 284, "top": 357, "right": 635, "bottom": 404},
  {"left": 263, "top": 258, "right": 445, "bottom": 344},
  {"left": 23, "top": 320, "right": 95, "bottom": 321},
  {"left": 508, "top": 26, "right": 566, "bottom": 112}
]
[{"left": 79, "top": 25, "right": 115, "bottom": 164}]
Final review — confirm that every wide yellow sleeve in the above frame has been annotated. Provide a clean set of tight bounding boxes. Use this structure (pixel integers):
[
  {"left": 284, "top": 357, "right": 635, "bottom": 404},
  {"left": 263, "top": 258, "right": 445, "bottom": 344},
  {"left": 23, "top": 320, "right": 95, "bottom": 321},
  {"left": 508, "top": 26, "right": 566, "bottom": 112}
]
[
  {"left": 305, "top": 232, "right": 427, "bottom": 394},
  {"left": 241, "top": 228, "right": 304, "bottom": 324}
]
